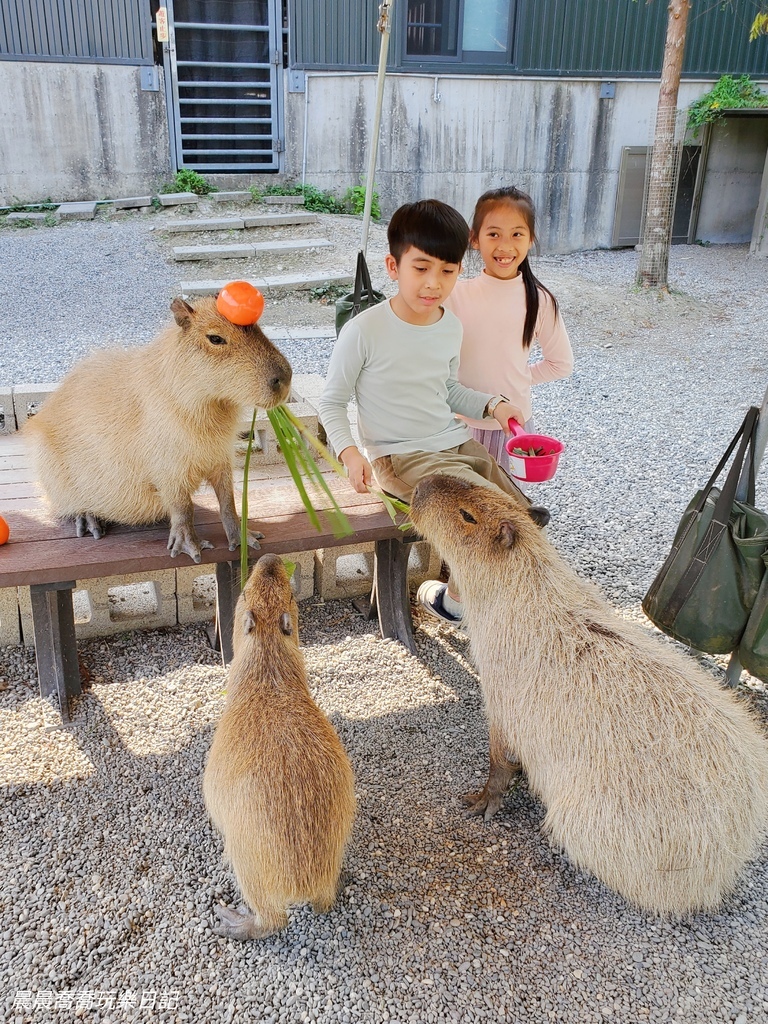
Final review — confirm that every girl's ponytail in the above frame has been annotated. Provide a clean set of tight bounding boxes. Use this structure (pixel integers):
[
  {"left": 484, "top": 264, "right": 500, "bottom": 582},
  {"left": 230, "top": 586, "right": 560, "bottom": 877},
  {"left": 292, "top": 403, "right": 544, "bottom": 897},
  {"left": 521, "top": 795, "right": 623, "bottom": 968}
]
[{"left": 519, "top": 257, "right": 559, "bottom": 350}]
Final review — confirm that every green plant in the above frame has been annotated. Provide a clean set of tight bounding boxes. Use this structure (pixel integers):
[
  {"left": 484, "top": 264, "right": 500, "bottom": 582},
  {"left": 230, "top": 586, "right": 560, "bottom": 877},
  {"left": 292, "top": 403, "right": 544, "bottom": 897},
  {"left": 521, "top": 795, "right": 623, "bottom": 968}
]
[
  {"left": 343, "top": 182, "right": 381, "bottom": 220},
  {"left": 687, "top": 74, "right": 768, "bottom": 136},
  {"left": 309, "top": 282, "right": 348, "bottom": 304},
  {"left": 160, "top": 168, "right": 217, "bottom": 195},
  {"left": 249, "top": 181, "right": 344, "bottom": 214}
]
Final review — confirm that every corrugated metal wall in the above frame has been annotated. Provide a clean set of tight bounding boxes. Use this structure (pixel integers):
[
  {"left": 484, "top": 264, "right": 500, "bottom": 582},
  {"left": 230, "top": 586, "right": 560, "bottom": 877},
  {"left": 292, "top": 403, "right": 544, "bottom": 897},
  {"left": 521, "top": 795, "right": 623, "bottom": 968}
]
[
  {"left": 289, "top": 0, "right": 379, "bottom": 69},
  {"left": 0, "top": 0, "right": 153, "bottom": 63},
  {"left": 292, "top": 0, "right": 768, "bottom": 78}
]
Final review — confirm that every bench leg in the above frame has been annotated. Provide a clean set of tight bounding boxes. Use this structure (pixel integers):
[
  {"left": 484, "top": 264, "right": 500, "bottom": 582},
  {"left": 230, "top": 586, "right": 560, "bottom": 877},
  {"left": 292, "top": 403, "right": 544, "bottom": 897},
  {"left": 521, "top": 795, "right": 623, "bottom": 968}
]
[
  {"left": 30, "top": 582, "right": 81, "bottom": 723},
  {"left": 373, "top": 538, "right": 417, "bottom": 654},
  {"left": 210, "top": 560, "right": 241, "bottom": 664}
]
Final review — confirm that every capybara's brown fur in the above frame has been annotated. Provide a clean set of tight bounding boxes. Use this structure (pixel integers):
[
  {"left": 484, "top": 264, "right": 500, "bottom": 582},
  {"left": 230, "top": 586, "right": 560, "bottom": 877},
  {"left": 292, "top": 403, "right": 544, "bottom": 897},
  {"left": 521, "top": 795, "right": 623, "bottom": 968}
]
[
  {"left": 203, "top": 554, "right": 356, "bottom": 940},
  {"left": 25, "top": 296, "right": 292, "bottom": 562},
  {"left": 410, "top": 474, "right": 768, "bottom": 915}
]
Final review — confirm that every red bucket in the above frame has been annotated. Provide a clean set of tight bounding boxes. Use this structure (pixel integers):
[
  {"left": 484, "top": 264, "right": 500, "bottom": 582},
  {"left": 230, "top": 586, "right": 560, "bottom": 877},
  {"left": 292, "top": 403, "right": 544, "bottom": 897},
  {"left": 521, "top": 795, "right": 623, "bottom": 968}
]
[{"left": 504, "top": 420, "right": 563, "bottom": 482}]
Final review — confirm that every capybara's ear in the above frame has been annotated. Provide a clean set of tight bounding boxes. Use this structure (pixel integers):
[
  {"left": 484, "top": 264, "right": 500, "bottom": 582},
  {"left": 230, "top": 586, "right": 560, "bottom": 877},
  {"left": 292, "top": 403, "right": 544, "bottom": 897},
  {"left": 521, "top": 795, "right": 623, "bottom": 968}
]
[
  {"left": 242, "top": 610, "right": 255, "bottom": 634},
  {"left": 170, "top": 297, "right": 195, "bottom": 327},
  {"left": 528, "top": 504, "right": 550, "bottom": 529},
  {"left": 498, "top": 521, "right": 517, "bottom": 548},
  {"left": 280, "top": 612, "right": 293, "bottom": 636}
]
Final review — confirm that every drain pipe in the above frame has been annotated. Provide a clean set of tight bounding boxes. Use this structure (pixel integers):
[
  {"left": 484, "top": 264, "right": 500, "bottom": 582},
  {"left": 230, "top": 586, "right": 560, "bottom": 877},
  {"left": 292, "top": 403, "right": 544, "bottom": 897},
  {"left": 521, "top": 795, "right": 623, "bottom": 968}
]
[
  {"left": 360, "top": 0, "right": 393, "bottom": 257},
  {"left": 301, "top": 74, "right": 310, "bottom": 190}
]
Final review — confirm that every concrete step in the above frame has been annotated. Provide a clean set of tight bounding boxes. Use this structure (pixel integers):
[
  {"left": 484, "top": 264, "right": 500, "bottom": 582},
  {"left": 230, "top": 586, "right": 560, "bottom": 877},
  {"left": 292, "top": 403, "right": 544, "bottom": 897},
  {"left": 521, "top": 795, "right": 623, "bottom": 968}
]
[
  {"left": 181, "top": 271, "right": 353, "bottom": 296},
  {"left": 158, "top": 192, "right": 199, "bottom": 206},
  {"left": 57, "top": 201, "right": 97, "bottom": 221},
  {"left": 262, "top": 194, "right": 305, "bottom": 205},
  {"left": 173, "top": 237, "right": 334, "bottom": 261},
  {"left": 166, "top": 212, "right": 319, "bottom": 233}
]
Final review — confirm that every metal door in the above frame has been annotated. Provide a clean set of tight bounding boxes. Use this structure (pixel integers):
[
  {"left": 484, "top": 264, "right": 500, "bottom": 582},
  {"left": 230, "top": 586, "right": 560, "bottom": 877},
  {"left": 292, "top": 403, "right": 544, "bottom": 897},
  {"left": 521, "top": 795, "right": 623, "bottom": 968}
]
[{"left": 161, "top": 0, "right": 284, "bottom": 173}]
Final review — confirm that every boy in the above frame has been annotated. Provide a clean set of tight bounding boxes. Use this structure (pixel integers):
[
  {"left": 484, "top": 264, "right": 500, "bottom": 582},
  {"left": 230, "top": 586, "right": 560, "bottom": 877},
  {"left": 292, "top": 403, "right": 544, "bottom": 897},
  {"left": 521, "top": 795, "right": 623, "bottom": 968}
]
[{"left": 319, "top": 199, "right": 542, "bottom": 625}]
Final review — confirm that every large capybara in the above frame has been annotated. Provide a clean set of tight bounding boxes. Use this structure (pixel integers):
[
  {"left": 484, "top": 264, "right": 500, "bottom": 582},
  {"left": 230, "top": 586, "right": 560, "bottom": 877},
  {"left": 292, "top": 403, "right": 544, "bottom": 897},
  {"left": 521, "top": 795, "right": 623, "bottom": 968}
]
[
  {"left": 410, "top": 474, "right": 768, "bottom": 915},
  {"left": 203, "top": 554, "right": 356, "bottom": 940},
  {"left": 24, "top": 296, "right": 292, "bottom": 562}
]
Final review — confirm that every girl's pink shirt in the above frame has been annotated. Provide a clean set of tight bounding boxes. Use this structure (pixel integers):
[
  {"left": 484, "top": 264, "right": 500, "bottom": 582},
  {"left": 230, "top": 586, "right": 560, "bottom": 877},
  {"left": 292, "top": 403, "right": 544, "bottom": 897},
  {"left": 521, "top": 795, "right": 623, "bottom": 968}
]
[{"left": 444, "top": 270, "right": 573, "bottom": 428}]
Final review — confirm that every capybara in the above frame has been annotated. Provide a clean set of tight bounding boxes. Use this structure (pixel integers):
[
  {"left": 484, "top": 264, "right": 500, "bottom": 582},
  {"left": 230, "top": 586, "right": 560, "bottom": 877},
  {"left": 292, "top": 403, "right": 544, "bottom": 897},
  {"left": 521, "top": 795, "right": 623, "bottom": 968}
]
[
  {"left": 25, "top": 296, "right": 292, "bottom": 562},
  {"left": 203, "top": 554, "right": 356, "bottom": 940},
  {"left": 410, "top": 474, "right": 768, "bottom": 915}
]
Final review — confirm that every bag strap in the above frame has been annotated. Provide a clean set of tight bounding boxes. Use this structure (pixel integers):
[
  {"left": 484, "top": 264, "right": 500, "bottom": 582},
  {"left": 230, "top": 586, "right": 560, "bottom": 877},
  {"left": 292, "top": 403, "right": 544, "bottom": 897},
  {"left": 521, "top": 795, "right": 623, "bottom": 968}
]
[
  {"left": 352, "top": 250, "right": 376, "bottom": 314},
  {"left": 660, "top": 406, "right": 760, "bottom": 622}
]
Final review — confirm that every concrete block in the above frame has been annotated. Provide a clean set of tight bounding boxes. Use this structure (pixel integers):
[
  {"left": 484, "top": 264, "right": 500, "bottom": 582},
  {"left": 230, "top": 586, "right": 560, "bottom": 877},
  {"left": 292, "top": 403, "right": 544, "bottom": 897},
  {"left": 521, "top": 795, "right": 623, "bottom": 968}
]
[
  {"left": 0, "top": 386, "right": 16, "bottom": 433},
  {"left": 6, "top": 211, "right": 46, "bottom": 222},
  {"left": 167, "top": 218, "right": 245, "bottom": 233},
  {"left": 56, "top": 201, "right": 97, "bottom": 221},
  {"left": 173, "top": 243, "right": 254, "bottom": 261},
  {"left": 315, "top": 540, "right": 440, "bottom": 600},
  {"left": 211, "top": 191, "right": 254, "bottom": 204},
  {"left": 251, "top": 237, "right": 333, "bottom": 254},
  {"left": 111, "top": 196, "right": 152, "bottom": 209},
  {"left": 176, "top": 565, "right": 217, "bottom": 626},
  {"left": 12, "top": 382, "right": 58, "bottom": 426},
  {"left": 315, "top": 543, "right": 375, "bottom": 599},
  {"left": 181, "top": 272, "right": 353, "bottom": 297},
  {"left": 262, "top": 194, "right": 305, "bottom": 205},
  {"left": 243, "top": 213, "right": 318, "bottom": 228},
  {"left": 0, "top": 587, "right": 21, "bottom": 646},
  {"left": 19, "top": 570, "right": 177, "bottom": 643},
  {"left": 158, "top": 192, "right": 199, "bottom": 206}
]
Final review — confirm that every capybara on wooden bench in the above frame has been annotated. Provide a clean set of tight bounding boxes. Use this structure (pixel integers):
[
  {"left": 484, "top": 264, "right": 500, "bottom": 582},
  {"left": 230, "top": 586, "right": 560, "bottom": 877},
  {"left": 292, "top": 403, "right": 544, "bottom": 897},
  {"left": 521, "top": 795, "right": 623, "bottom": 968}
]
[
  {"left": 203, "top": 554, "right": 356, "bottom": 939},
  {"left": 410, "top": 474, "right": 768, "bottom": 915},
  {"left": 25, "top": 296, "right": 292, "bottom": 562}
]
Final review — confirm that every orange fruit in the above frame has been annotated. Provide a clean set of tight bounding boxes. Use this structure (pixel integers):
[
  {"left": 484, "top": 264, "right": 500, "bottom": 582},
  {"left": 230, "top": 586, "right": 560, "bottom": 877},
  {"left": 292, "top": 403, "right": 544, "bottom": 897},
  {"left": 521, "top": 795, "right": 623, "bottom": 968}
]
[
  {"left": 0, "top": 515, "right": 9, "bottom": 545},
  {"left": 216, "top": 281, "right": 265, "bottom": 325}
]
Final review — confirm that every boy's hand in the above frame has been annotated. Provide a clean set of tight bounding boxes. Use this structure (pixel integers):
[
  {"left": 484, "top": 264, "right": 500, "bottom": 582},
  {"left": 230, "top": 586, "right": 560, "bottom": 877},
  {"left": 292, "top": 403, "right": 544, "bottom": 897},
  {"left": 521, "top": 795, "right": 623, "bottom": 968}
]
[
  {"left": 493, "top": 402, "right": 526, "bottom": 433},
  {"left": 340, "top": 446, "right": 373, "bottom": 494}
]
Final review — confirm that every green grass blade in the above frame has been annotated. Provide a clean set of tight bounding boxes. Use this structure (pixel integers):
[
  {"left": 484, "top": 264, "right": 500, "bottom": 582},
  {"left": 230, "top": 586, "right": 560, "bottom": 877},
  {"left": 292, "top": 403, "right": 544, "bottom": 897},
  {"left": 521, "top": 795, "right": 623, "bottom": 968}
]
[{"left": 240, "top": 408, "right": 257, "bottom": 590}]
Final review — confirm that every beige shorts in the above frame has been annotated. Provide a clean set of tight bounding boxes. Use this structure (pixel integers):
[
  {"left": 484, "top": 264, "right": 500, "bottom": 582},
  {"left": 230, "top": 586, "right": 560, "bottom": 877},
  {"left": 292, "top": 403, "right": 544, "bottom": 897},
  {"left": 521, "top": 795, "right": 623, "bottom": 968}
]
[{"left": 371, "top": 438, "right": 528, "bottom": 507}]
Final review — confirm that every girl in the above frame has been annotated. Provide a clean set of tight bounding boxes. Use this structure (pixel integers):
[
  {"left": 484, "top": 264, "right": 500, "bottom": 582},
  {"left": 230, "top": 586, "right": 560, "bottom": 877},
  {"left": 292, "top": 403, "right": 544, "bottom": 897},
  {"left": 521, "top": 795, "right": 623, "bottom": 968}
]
[{"left": 444, "top": 186, "right": 573, "bottom": 474}]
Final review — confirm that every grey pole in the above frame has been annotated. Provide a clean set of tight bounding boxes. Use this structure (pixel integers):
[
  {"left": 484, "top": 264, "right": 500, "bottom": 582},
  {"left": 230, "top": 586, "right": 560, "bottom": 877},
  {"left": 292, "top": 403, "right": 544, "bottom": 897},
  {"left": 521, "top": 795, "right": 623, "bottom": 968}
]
[{"left": 360, "top": 0, "right": 393, "bottom": 257}]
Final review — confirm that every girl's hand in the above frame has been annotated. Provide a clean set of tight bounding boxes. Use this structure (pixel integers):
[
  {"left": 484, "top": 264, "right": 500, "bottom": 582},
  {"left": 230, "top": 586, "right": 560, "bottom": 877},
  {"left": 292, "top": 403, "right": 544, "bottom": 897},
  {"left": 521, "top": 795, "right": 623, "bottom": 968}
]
[
  {"left": 493, "top": 402, "right": 525, "bottom": 433},
  {"left": 340, "top": 446, "right": 373, "bottom": 494}
]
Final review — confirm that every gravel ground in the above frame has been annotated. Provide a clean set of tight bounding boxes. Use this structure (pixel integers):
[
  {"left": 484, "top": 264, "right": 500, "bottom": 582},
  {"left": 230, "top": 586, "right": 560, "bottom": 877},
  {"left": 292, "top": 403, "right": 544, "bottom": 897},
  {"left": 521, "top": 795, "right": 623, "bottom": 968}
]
[{"left": 1, "top": 206, "right": 768, "bottom": 1023}]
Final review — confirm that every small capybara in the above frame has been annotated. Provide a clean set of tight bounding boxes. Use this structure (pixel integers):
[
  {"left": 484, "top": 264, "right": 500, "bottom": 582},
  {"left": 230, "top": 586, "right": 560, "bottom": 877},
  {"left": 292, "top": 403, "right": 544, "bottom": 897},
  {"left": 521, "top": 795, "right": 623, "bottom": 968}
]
[
  {"left": 202, "top": 553, "right": 356, "bottom": 940},
  {"left": 25, "top": 296, "right": 292, "bottom": 562},
  {"left": 410, "top": 473, "right": 768, "bottom": 915}
]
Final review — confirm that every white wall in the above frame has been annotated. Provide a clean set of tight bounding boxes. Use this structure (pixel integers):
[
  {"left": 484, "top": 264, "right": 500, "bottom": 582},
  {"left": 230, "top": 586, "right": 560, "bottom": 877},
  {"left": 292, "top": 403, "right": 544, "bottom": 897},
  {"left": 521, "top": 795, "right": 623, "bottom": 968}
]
[
  {"left": 696, "top": 116, "right": 768, "bottom": 244},
  {"left": 0, "top": 62, "right": 172, "bottom": 206},
  {"left": 285, "top": 72, "right": 725, "bottom": 253}
]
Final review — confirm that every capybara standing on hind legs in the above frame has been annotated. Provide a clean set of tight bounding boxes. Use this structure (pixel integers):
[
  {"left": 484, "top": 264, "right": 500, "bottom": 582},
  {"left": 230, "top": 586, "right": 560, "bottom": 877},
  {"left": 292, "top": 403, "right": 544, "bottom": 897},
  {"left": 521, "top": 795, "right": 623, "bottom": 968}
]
[
  {"left": 203, "top": 554, "right": 356, "bottom": 940},
  {"left": 410, "top": 474, "right": 768, "bottom": 916},
  {"left": 24, "top": 296, "right": 292, "bottom": 562}
]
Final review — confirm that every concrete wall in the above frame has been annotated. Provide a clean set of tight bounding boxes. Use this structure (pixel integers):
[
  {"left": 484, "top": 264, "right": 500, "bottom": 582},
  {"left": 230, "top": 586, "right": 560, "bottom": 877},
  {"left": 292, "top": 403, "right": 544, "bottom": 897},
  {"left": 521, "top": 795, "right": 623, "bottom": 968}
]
[
  {"left": 696, "top": 116, "right": 768, "bottom": 245},
  {"left": 284, "top": 72, "right": 726, "bottom": 253},
  {"left": 0, "top": 62, "right": 172, "bottom": 205}
]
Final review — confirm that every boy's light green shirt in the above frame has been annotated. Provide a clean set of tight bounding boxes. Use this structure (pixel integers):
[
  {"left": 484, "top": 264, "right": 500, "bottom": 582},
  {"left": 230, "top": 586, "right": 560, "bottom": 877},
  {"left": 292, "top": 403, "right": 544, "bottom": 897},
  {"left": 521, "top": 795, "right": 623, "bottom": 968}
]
[{"left": 319, "top": 299, "right": 493, "bottom": 461}]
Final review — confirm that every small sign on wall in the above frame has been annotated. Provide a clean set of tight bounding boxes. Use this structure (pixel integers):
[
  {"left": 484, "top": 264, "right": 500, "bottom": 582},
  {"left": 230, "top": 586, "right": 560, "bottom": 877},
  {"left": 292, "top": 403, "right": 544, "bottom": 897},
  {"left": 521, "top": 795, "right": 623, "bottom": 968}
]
[{"left": 156, "top": 7, "right": 169, "bottom": 43}]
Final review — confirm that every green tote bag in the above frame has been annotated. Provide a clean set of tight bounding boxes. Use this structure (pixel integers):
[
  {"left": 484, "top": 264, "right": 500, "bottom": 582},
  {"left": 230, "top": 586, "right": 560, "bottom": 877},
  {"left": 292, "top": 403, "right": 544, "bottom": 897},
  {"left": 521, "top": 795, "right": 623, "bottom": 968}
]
[
  {"left": 335, "top": 250, "right": 385, "bottom": 337},
  {"left": 642, "top": 406, "right": 768, "bottom": 655},
  {"left": 740, "top": 550, "right": 768, "bottom": 682}
]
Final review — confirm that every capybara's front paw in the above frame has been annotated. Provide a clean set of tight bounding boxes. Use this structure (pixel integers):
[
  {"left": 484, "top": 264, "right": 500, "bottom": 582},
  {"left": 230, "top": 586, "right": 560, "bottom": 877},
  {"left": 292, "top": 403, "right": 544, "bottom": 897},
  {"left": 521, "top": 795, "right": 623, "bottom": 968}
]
[
  {"left": 76, "top": 514, "right": 106, "bottom": 540},
  {"left": 167, "top": 525, "right": 213, "bottom": 563},
  {"left": 463, "top": 788, "right": 506, "bottom": 821},
  {"left": 226, "top": 527, "right": 264, "bottom": 552}
]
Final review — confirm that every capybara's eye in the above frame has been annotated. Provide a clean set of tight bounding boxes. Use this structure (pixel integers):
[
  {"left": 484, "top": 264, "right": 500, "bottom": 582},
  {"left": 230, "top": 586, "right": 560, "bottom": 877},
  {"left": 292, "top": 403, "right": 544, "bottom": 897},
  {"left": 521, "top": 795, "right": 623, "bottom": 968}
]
[
  {"left": 207, "top": 334, "right": 228, "bottom": 346},
  {"left": 460, "top": 509, "right": 477, "bottom": 523}
]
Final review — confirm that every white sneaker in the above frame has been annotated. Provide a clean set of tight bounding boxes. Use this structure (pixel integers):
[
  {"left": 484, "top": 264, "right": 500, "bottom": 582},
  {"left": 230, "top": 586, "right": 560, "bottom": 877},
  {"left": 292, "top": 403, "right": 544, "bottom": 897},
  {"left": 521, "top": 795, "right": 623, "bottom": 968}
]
[{"left": 416, "top": 580, "right": 464, "bottom": 625}]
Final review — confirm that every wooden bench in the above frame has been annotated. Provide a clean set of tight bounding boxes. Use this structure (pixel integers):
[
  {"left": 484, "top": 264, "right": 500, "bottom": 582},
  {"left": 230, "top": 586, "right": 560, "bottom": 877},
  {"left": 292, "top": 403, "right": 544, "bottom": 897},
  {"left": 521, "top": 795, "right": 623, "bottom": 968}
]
[{"left": 0, "top": 433, "right": 419, "bottom": 721}]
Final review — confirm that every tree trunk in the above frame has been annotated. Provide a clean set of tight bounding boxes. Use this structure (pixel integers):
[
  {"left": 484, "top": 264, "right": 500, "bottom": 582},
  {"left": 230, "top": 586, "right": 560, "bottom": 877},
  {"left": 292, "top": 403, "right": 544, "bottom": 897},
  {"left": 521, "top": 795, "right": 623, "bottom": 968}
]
[{"left": 636, "top": 0, "right": 691, "bottom": 291}]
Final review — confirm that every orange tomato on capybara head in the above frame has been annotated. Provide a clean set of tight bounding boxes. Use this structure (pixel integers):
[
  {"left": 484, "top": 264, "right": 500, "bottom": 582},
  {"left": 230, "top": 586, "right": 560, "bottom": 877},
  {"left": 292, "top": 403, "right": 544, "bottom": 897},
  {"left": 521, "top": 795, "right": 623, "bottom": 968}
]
[
  {"left": 0, "top": 515, "right": 9, "bottom": 545},
  {"left": 216, "top": 281, "right": 265, "bottom": 326}
]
